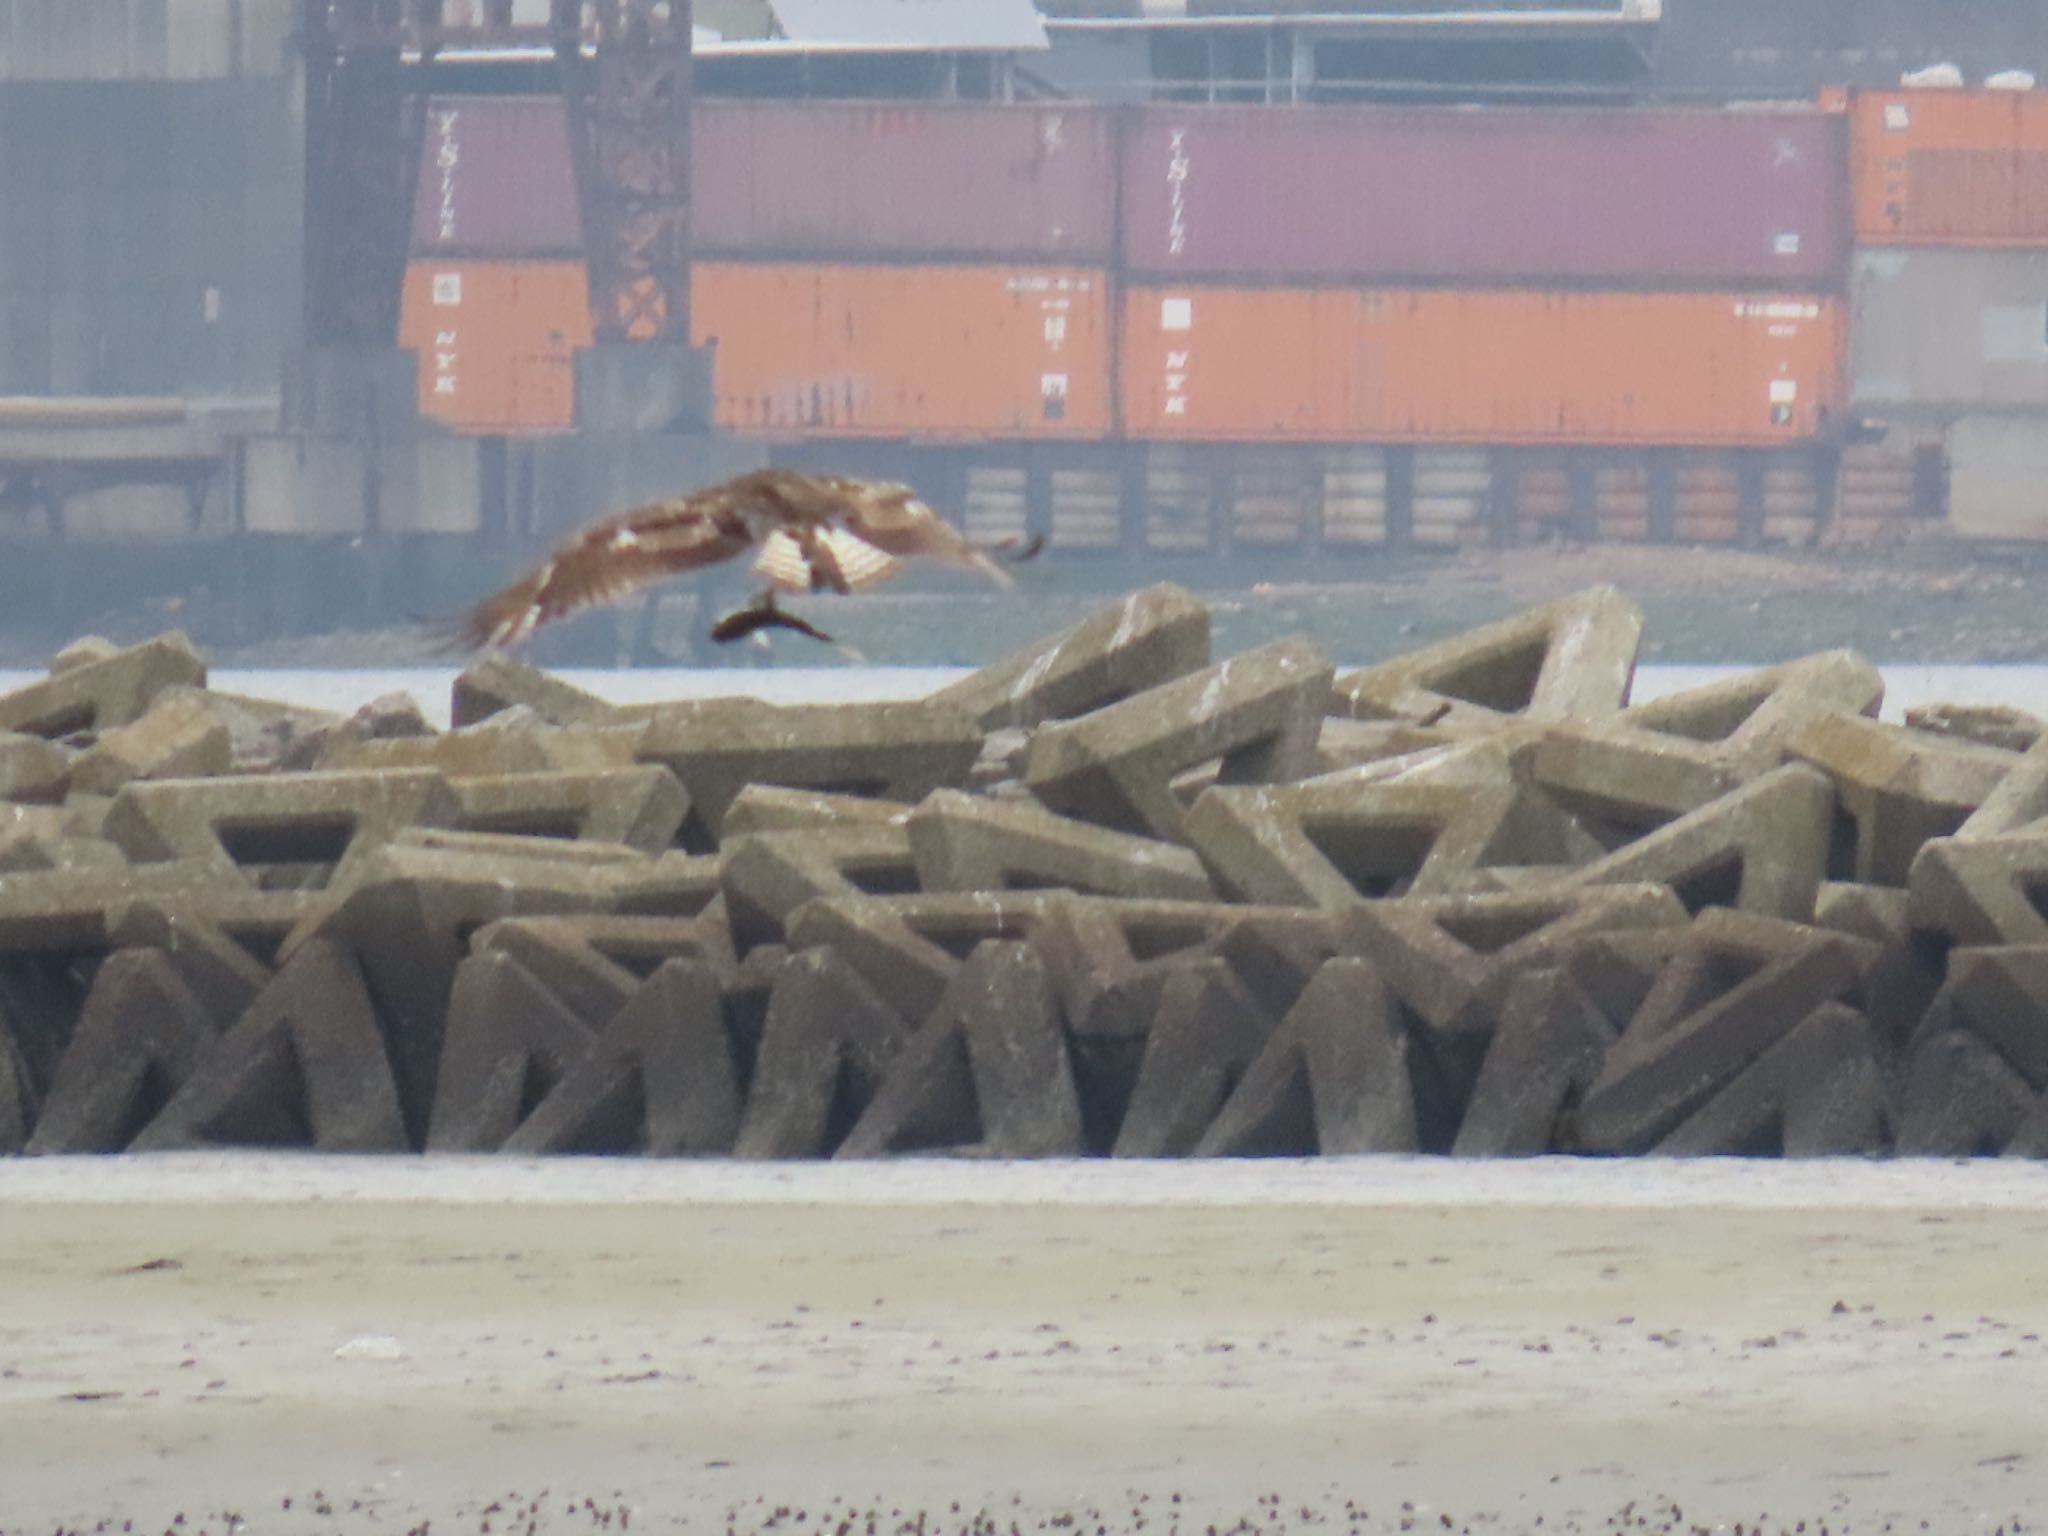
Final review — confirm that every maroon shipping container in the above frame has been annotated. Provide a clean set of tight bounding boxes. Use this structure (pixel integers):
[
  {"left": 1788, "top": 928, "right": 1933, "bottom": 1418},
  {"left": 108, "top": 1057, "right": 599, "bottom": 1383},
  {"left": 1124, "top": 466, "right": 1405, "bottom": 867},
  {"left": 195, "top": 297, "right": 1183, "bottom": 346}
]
[
  {"left": 1120, "top": 105, "right": 1849, "bottom": 287},
  {"left": 412, "top": 96, "right": 581, "bottom": 256},
  {"left": 694, "top": 100, "right": 1117, "bottom": 261},
  {"left": 410, "top": 97, "right": 1117, "bottom": 262}
]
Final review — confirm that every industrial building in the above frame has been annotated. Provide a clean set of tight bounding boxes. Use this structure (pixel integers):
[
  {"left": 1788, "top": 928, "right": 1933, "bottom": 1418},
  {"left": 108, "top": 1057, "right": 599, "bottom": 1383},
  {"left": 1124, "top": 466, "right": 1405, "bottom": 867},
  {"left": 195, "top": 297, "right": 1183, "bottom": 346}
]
[{"left": 4, "top": 0, "right": 2048, "bottom": 642}]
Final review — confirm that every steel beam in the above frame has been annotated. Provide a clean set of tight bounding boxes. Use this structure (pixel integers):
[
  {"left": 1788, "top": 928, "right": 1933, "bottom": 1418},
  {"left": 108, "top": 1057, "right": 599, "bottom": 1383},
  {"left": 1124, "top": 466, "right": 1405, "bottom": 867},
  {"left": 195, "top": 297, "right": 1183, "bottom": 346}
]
[
  {"left": 300, "top": 0, "right": 444, "bottom": 347},
  {"left": 552, "top": 0, "right": 694, "bottom": 345}
]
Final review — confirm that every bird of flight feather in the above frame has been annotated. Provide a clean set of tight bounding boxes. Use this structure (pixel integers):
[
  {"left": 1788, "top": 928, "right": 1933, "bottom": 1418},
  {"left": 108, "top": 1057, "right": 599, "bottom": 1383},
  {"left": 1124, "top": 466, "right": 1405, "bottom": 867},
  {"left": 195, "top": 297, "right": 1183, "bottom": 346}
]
[{"left": 454, "top": 467, "right": 1033, "bottom": 650}]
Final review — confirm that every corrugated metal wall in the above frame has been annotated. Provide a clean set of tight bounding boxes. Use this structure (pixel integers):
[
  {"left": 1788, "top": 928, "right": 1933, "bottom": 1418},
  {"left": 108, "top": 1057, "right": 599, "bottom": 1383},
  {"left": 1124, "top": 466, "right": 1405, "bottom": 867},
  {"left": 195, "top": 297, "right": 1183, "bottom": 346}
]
[{"left": 0, "top": 76, "right": 298, "bottom": 397}]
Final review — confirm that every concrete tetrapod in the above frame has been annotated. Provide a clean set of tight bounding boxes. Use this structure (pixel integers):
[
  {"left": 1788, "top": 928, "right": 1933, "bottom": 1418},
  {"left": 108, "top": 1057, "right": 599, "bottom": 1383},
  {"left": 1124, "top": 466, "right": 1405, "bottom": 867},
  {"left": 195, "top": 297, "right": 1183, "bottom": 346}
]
[{"left": 9, "top": 589, "right": 2048, "bottom": 1161}]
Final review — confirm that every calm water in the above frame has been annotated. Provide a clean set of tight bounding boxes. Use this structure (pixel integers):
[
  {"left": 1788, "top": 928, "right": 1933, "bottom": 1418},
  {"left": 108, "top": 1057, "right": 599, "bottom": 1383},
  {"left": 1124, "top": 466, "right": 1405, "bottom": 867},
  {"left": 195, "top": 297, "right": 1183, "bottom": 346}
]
[{"left": 9, "top": 662, "right": 2048, "bottom": 728}]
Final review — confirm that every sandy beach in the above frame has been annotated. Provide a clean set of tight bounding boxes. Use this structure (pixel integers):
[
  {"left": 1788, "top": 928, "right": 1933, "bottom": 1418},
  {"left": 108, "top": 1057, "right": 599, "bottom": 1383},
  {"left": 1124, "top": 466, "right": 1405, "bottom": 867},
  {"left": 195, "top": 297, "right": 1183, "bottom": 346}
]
[{"left": 0, "top": 1157, "right": 2043, "bottom": 1534}]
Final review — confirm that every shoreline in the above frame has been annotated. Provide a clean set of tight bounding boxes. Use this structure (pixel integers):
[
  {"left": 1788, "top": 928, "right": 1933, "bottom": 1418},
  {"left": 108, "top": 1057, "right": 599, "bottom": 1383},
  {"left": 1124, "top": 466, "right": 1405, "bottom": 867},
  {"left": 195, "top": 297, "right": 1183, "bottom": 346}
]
[
  {"left": 4, "top": 1150, "right": 2048, "bottom": 1210},
  {"left": 3, "top": 1156, "right": 2045, "bottom": 1533}
]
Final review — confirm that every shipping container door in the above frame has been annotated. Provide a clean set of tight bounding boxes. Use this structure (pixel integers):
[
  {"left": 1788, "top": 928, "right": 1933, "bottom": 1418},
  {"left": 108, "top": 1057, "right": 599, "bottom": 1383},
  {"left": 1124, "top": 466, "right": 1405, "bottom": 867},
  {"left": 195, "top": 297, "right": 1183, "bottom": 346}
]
[{"left": 1853, "top": 90, "right": 2022, "bottom": 243}]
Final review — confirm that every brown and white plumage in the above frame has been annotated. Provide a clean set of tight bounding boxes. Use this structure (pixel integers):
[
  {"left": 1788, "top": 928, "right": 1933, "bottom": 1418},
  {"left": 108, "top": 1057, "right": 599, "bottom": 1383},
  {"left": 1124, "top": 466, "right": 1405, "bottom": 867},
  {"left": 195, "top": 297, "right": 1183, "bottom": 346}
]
[{"left": 456, "top": 467, "right": 1015, "bottom": 649}]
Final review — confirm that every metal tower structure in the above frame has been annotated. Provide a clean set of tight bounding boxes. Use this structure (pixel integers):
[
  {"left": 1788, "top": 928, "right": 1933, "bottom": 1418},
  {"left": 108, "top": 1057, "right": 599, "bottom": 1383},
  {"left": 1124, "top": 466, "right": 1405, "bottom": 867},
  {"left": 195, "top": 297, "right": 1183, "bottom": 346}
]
[
  {"left": 299, "top": 0, "right": 693, "bottom": 354},
  {"left": 553, "top": 0, "right": 695, "bottom": 346},
  {"left": 300, "top": 0, "right": 445, "bottom": 349}
]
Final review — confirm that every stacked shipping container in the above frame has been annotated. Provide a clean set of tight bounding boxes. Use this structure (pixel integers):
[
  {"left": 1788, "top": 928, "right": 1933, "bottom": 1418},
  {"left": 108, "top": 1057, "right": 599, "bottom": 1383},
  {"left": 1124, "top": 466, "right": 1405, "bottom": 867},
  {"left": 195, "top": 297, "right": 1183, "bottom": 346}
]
[
  {"left": 1118, "top": 289, "right": 1840, "bottom": 444},
  {"left": 690, "top": 101, "right": 1117, "bottom": 444},
  {"left": 1843, "top": 85, "right": 2048, "bottom": 539},
  {"left": 399, "top": 94, "right": 1865, "bottom": 553},
  {"left": 400, "top": 96, "right": 1117, "bottom": 440},
  {"left": 399, "top": 97, "right": 586, "bottom": 433},
  {"left": 1118, "top": 102, "right": 1850, "bottom": 548}
]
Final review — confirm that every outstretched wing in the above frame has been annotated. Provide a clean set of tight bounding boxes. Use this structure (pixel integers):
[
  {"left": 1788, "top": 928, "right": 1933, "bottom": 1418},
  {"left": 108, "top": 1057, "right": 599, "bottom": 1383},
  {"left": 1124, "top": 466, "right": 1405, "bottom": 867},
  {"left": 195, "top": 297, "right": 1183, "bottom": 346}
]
[
  {"left": 457, "top": 491, "right": 753, "bottom": 648},
  {"left": 835, "top": 480, "right": 1015, "bottom": 590}
]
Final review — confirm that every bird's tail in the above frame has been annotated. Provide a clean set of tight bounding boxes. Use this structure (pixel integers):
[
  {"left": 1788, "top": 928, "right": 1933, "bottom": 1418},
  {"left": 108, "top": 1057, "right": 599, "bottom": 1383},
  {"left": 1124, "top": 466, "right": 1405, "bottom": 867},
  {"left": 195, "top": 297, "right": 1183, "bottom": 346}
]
[
  {"left": 963, "top": 548, "right": 1017, "bottom": 590},
  {"left": 961, "top": 531, "right": 1045, "bottom": 589},
  {"left": 408, "top": 607, "right": 488, "bottom": 659}
]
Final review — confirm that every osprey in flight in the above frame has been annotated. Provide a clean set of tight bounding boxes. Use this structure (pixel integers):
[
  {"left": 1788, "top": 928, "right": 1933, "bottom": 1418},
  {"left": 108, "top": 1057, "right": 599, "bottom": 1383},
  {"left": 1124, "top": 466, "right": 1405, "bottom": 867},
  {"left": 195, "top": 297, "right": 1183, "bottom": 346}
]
[{"left": 457, "top": 467, "right": 1031, "bottom": 650}]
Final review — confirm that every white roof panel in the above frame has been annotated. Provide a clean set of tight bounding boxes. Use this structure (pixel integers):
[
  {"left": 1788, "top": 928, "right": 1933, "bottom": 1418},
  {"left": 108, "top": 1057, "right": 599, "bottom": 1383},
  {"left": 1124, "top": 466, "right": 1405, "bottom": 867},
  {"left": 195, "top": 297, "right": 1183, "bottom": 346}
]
[{"left": 767, "top": 0, "right": 1048, "bottom": 51}]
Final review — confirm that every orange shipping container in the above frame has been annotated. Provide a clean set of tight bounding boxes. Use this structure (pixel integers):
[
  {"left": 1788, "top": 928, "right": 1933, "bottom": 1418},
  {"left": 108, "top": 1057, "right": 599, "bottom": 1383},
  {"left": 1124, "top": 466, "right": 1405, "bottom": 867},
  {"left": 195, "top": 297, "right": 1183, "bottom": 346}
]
[
  {"left": 1847, "top": 88, "right": 2048, "bottom": 245},
  {"left": 1121, "top": 287, "right": 1842, "bottom": 446},
  {"left": 399, "top": 259, "right": 592, "bottom": 433},
  {"left": 691, "top": 262, "right": 1110, "bottom": 439}
]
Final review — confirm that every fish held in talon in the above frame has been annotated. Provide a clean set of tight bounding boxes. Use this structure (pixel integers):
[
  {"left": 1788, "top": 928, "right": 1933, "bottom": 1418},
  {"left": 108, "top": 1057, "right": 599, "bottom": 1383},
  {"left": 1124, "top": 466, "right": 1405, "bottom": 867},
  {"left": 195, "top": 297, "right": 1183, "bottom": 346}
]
[
  {"left": 710, "top": 593, "right": 837, "bottom": 647},
  {"left": 453, "top": 467, "right": 1017, "bottom": 650},
  {"left": 988, "top": 532, "right": 1046, "bottom": 566}
]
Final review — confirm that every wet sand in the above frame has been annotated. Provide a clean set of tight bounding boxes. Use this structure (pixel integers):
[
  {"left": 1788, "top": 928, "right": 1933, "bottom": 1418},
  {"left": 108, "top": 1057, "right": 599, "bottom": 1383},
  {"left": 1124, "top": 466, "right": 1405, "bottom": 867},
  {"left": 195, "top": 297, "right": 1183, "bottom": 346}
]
[{"left": 1, "top": 1157, "right": 2044, "bottom": 1534}]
